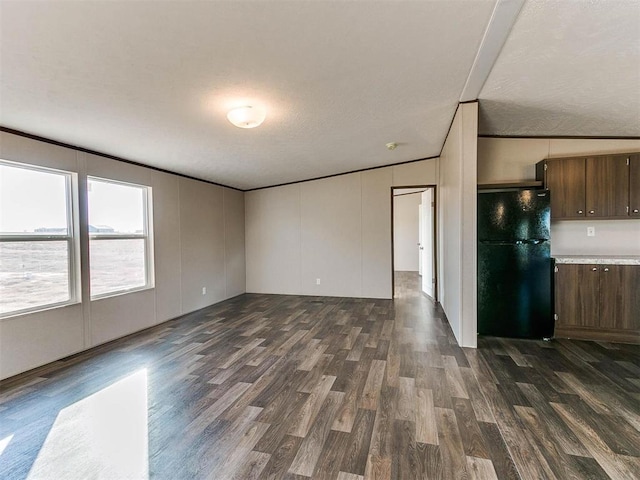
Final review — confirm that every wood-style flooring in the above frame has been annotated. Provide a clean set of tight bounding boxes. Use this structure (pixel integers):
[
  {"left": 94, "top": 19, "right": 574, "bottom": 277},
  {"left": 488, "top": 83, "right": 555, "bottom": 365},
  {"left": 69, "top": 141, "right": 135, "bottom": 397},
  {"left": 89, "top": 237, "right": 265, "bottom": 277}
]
[{"left": 0, "top": 272, "right": 639, "bottom": 479}]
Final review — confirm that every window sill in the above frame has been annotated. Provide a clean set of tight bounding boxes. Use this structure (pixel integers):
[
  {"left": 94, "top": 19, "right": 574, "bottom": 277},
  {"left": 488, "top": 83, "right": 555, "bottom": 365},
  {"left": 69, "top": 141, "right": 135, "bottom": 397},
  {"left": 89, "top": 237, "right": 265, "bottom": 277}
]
[
  {"left": 90, "top": 285, "right": 155, "bottom": 302},
  {"left": 0, "top": 300, "right": 81, "bottom": 320}
]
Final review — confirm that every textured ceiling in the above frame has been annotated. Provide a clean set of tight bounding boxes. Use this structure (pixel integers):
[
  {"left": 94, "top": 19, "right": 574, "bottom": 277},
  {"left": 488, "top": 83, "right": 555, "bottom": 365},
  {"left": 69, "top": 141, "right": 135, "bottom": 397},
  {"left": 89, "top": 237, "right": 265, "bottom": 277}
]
[
  {"left": 479, "top": 0, "right": 640, "bottom": 137},
  {"left": 2, "top": 1, "right": 637, "bottom": 190},
  {"left": 0, "top": 1, "right": 495, "bottom": 189}
]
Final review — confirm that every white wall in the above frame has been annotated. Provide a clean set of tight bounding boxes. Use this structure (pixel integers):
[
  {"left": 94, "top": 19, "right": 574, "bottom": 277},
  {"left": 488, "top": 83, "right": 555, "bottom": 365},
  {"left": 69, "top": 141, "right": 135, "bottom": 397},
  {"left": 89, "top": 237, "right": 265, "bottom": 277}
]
[
  {"left": 438, "top": 103, "right": 478, "bottom": 348},
  {"left": 246, "top": 159, "right": 438, "bottom": 299},
  {"left": 0, "top": 131, "right": 245, "bottom": 379},
  {"left": 478, "top": 137, "right": 640, "bottom": 256},
  {"left": 393, "top": 193, "right": 421, "bottom": 271}
]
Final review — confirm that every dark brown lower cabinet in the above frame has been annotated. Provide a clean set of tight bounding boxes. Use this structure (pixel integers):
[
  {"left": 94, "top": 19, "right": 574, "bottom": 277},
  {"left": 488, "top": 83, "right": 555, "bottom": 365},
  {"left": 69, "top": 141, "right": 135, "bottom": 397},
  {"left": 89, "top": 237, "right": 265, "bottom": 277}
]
[{"left": 555, "top": 263, "right": 640, "bottom": 343}]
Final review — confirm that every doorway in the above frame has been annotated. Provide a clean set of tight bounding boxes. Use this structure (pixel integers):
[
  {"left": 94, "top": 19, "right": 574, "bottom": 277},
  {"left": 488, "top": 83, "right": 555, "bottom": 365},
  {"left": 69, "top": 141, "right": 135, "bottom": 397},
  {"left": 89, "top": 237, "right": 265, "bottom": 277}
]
[{"left": 391, "top": 186, "right": 437, "bottom": 300}]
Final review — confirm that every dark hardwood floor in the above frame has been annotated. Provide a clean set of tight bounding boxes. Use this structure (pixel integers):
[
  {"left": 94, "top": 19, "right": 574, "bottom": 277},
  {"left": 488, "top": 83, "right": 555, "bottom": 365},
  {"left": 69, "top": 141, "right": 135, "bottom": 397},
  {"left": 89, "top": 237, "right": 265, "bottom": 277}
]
[{"left": 1, "top": 272, "right": 639, "bottom": 479}]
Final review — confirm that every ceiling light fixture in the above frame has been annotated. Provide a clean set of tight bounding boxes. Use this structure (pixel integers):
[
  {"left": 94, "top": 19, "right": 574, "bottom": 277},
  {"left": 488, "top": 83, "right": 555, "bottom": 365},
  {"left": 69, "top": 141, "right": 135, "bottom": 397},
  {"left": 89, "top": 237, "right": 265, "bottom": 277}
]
[{"left": 226, "top": 106, "right": 266, "bottom": 129}]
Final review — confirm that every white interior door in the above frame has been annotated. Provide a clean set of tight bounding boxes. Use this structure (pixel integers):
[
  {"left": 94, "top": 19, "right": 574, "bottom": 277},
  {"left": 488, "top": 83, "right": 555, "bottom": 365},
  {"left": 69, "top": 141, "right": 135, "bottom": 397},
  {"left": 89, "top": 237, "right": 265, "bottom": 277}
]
[
  {"left": 421, "top": 189, "right": 434, "bottom": 298},
  {"left": 418, "top": 204, "right": 423, "bottom": 276}
]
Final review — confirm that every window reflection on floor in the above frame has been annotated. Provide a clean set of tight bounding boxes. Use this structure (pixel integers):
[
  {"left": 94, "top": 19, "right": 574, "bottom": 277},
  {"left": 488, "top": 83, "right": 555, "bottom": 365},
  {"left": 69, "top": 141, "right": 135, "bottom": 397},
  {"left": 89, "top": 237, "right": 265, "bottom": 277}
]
[
  {"left": 26, "top": 369, "right": 148, "bottom": 480},
  {"left": 0, "top": 434, "right": 14, "bottom": 457}
]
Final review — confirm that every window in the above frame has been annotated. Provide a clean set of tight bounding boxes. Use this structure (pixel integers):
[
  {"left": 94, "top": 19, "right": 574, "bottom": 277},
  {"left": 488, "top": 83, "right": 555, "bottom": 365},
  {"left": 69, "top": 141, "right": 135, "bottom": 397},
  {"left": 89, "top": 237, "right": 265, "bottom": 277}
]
[
  {"left": 0, "top": 160, "right": 77, "bottom": 317},
  {"left": 87, "top": 177, "right": 153, "bottom": 299}
]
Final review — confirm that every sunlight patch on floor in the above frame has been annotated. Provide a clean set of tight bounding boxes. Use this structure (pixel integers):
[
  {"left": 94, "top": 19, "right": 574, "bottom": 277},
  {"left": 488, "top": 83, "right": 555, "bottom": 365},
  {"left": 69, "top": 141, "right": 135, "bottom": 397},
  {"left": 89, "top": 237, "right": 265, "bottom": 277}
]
[
  {"left": 27, "top": 369, "right": 149, "bottom": 480},
  {"left": 0, "top": 434, "right": 14, "bottom": 457}
]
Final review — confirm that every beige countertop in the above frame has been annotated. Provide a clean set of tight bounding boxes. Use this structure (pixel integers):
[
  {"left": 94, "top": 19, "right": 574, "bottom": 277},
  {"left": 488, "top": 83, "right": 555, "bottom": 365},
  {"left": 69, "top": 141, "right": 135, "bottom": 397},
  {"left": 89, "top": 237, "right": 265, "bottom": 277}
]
[{"left": 554, "top": 255, "right": 640, "bottom": 265}]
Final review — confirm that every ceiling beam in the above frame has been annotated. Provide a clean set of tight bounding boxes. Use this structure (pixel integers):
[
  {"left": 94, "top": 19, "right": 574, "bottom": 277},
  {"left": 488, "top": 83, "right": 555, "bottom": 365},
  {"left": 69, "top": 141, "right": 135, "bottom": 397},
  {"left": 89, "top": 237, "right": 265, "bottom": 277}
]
[{"left": 459, "top": 0, "right": 525, "bottom": 102}]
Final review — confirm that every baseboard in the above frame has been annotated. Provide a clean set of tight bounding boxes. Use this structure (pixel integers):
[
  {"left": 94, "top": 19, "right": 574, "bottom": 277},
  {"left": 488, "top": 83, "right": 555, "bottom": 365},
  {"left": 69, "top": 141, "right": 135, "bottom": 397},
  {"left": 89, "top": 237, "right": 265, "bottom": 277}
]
[{"left": 554, "top": 326, "right": 640, "bottom": 345}]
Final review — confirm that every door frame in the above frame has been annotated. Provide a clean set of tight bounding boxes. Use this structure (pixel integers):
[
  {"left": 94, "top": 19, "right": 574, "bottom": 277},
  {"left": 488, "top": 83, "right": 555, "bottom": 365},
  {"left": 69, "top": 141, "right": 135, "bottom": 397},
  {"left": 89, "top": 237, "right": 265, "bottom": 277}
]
[{"left": 391, "top": 185, "right": 438, "bottom": 301}]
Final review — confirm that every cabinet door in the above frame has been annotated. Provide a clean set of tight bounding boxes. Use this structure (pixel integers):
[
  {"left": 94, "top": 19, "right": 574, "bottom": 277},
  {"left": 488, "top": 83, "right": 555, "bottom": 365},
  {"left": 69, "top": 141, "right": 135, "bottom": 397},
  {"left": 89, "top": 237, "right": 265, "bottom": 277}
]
[
  {"left": 546, "top": 157, "right": 586, "bottom": 219},
  {"left": 586, "top": 155, "right": 629, "bottom": 218},
  {"left": 630, "top": 154, "right": 640, "bottom": 217},
  {"left": 555, "top": 264, "right": 599, "bottom": 328},
  {"left": 600, "top": 265, "right": 640, "bottom": 331}
]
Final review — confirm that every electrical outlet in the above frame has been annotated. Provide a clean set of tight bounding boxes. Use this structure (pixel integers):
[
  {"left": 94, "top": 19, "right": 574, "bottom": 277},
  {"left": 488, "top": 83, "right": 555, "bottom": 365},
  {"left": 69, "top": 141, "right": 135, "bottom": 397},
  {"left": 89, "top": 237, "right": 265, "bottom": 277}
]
[
  {"left": 316, "top": 278, "right": 321, "bottom": 285},
  {"left": 202, "top": 287, "right": 207, "bottom": 295},
  {"left": 587, "top": 226, "right": 595, "bottom": 237}
]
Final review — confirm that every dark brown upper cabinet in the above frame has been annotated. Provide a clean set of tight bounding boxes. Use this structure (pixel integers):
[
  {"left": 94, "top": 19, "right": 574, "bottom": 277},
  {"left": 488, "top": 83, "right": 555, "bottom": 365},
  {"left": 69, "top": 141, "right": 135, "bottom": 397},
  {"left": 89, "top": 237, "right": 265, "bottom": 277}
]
[
  {"left": 537, "top": 152, "right": 640, "bottom": 220},
  {"left": 586, "top": 154, "right": 629, "bottom": 218},
  {"left": 630, "top": 154, "right": 640, "bottom": 217},
  {"left": 538, "top": 156, "right": 586, "bottom": 219}
]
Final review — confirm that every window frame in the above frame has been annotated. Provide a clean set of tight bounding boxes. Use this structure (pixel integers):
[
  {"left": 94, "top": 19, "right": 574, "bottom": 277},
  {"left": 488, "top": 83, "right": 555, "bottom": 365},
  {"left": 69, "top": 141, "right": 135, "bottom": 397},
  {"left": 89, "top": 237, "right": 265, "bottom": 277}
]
[
  {"left": 0, "top": 159, "right": 79, "bottom": 318},
  {"left": 87, "top": 176, "right": 154, "bottom": 300}
]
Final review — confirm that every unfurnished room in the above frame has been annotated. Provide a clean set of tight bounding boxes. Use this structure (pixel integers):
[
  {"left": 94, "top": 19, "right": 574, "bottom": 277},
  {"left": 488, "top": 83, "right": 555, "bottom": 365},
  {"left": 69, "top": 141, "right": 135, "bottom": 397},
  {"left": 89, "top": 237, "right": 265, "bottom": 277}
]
[{"left": 0, "top": 1, "right": 639, "bottom": 479}]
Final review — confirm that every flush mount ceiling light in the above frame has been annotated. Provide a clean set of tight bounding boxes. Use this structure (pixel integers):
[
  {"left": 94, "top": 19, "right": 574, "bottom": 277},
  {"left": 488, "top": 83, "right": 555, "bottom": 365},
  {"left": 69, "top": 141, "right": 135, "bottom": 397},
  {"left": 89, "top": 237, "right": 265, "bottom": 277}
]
[{"left": 226, "top": 106, "right": 266, "bottom": 129}]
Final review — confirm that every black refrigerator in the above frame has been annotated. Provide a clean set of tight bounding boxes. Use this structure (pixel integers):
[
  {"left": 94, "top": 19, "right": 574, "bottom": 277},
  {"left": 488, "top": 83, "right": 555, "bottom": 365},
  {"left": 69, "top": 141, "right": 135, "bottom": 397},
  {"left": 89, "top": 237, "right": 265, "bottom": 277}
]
[{"left": 477, "top": 189, "right": 554, "bottom": 339}]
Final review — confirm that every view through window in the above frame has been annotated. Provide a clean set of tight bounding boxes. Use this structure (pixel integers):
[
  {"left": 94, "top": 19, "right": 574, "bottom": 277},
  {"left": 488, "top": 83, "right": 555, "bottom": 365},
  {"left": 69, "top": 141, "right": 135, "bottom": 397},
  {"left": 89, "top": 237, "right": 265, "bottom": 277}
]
[
  {"left": 0, "top": 160, "right": 75, "bottom": 316},
  {"left": 88, "top": 177, "right": 152, "bottom": 298}
]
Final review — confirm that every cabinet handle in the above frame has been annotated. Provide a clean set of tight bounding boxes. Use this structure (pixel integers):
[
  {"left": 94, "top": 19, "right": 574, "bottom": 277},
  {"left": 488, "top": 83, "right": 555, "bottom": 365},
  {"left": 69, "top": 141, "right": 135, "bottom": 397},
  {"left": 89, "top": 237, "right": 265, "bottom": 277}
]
[
  {"left": 589, "top": 210, "right": 595, "bottom": 214},
  {"left": 634, "top": 209, "right": 639, "bottom": 213},
  {"left": 577, "top": 210, "right": 584, "bottom": 214},
  {"left": 604, "top": 268, "right": 609, "bottom": 272},
  {"left": 592, "top": 267, "right": 598, "bottom": 271}
]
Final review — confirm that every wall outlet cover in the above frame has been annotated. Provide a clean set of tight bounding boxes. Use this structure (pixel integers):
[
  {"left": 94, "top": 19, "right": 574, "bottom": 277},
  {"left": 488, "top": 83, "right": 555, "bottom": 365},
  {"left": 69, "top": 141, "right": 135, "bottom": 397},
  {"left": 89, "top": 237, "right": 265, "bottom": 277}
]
[{"left": 587, "top": 227, "right": 595, "bottom": 237}]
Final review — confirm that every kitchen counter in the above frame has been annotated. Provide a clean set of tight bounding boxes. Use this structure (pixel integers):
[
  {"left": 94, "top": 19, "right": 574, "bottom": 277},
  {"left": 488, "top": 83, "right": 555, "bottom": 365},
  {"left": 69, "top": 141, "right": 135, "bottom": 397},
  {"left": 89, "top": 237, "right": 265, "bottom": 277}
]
[{"left": 554, "top": 255, "right": 640, "bottom": 265}]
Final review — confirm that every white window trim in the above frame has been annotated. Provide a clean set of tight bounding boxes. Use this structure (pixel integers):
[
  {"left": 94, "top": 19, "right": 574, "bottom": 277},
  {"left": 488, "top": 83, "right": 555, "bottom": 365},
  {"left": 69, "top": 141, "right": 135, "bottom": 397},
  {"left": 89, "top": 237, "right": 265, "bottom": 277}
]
[
  {"left": 0, "top": 160, "right": 80, "bottom": 319},
  {"left": 88, "top": 176, "right": 154, "bottom": 301}
]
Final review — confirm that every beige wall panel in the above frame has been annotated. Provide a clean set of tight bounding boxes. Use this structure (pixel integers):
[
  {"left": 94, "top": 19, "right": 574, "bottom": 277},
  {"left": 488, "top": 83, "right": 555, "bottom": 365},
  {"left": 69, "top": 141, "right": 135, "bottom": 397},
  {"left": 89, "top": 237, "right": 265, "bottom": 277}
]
[
  {"left": 394, "top": 193, "right": 421, "bottom": 271},
  {"left": 90, "top": 289, "right": 156, "bottom": 346},
  {"left": 548, "top": 138, "right": 640, "bottom": 158},
  {"left": 245, "top": 160, "right": 440, "bottom": 300},
  {"left": 300, "top": 174, "right": 362, "bottom": 297},
  {"left": 245, "top": 184, "right": 301, "bottom": 294},
  {"left": 224, "top": 188, "right": 246, "bottom": 298},
  {"left": 438, "top": 103, "right": 478, "bottom": 348},
  {"left": 438, "top": 114, "right": 462, "bottom": 342},
  {"left": 460, "top": 103, "right": 478, "bottom": 348},
  {"left": 151, "top": 171, "right": 182, "bottom": 323},
  {"left": 179, "top": 178, "right": 226, "bottom": 313},
  {"left": 478, "top": 137, "right": 640, "bottom": 184},
  {"left": 477, "top": 137, "right": 549, "bottom": 183},
  {"left": 0, "top": 305, "right": 84, "bottom": 379},
  {"left": 361, "top": 167, "right": 393, "bottom": 299},
  {"left": 75, "top": 153, "right": 91, "bottom": 346},
  {"left": 85, "top": 153, "right": 152, "bottom": 186},
  {"left": 392, "top": 159, "right": 438, "bottom": 186},
  {"left": 0, "top": 131, "right": 78, "bottom": 171}
]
